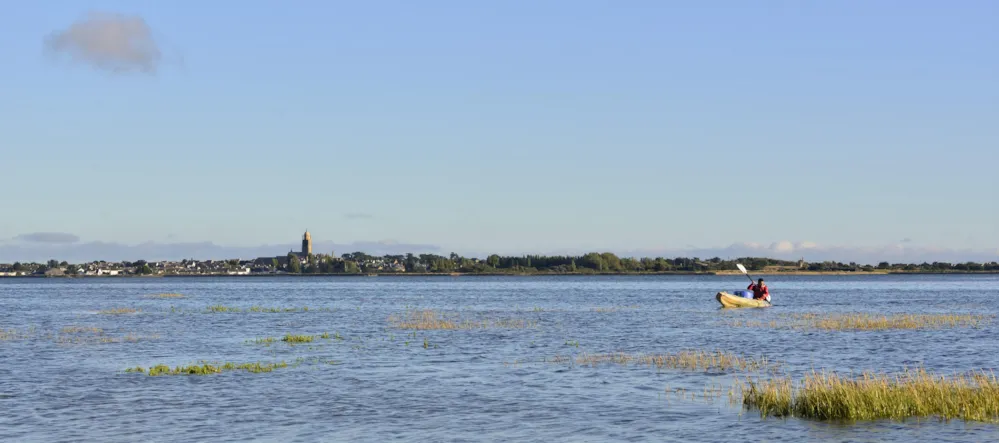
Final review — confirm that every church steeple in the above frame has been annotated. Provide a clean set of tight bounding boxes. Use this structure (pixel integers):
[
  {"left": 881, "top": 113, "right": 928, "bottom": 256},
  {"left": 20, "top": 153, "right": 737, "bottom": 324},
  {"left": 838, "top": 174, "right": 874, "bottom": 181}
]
[{"left": 301, "top": 230, "right": 312, "bottom": 256}]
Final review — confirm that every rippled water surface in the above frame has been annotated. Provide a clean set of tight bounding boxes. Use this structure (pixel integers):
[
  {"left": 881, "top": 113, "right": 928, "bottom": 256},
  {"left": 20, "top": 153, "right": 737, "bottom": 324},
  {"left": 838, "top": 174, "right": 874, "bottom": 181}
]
[{"left": 0, "top": 275, "right": 996, "bottom": 442}]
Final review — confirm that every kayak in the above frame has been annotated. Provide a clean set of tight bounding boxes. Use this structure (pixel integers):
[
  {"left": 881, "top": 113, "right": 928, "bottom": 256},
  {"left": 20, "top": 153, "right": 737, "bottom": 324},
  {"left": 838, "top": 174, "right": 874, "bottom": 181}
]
[{"left": 716, "top": 291, "right": 771, "bottom": 308}]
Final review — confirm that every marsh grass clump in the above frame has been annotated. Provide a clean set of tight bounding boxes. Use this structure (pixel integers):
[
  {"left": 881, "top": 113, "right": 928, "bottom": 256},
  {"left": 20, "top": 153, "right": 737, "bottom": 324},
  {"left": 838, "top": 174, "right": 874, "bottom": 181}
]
[
  {"left": 741, "top": 369, "right": 999, "bottom": 423},
  {"left": 388, "top": 309, "right": 538, "bottom": 330},
  {"left": 149, "top": 293, "right": 184, "bottom": 299},
  {"left": 281, "top": 334, "right": 315, "bottom": 343},
  {"left": 97, "top": 307, "right": 140, "bottom": 315},
  {"left": 574, "top": 350, "right": 771, "bottom": 373},
  {"left": 138, "top": 361, "right": 289, "bottom": 376}
]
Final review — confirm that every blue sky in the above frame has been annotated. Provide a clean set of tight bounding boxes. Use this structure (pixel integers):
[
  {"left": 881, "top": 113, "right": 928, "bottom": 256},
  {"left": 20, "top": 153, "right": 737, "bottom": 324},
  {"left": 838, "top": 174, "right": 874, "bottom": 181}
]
[{"left": 0, "top": 1, "right": 996, "bottom": 262}]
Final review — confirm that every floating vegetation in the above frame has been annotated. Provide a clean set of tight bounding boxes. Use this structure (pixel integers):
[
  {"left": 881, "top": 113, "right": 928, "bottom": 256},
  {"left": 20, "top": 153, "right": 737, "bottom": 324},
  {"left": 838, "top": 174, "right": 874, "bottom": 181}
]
[
  {"left": 388, "top": 309, "right": 538, "bottom": 330},
  {"left": 97, "top": 307, "right": 140, "bottom": 315},
  {"left": 727, "top": 313, "right": 990, "bottom": 331},
  {"left": 740, "top": 368, "right": 998, "bottom": 423},
  {"left": 126, "top": 361, "right": 290, "bottom": 376},
  {"left": 149, "top": 293, "right": 185, "bottom": 298},
  {"left": 571, "top": 350, "right": 773, "bottom": 373},
  {"left": 206, "top": 305, "right": 241, "bottom": 313}
]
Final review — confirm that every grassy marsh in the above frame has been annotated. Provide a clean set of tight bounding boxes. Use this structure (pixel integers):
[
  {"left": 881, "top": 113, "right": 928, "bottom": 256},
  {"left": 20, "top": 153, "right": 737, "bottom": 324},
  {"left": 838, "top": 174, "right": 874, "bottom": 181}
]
[
  {"left": 740, "top": 368, "right": 999, "bottom": 422},
  {"left": 388, "top": 309, "right": 538, "bottom": 330}
]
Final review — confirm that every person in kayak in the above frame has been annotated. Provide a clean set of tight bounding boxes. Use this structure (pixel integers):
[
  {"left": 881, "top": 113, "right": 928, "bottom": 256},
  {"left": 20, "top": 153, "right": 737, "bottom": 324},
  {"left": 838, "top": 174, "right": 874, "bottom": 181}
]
[{"left": 748, "top": 278, "right": 770, "bottom": 302}]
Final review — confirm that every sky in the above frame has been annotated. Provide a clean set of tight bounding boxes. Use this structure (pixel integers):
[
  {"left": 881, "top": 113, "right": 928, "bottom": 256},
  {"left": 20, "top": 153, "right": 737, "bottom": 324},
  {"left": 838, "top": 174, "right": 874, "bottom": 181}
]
[{"left": 0, "top": 1, "right": 997, "bottom": 263}]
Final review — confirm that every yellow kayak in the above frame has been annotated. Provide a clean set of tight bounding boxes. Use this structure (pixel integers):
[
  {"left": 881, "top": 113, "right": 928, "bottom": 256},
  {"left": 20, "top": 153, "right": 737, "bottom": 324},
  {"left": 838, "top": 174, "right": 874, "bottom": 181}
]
[{"left": 716, "top": 291, "right": 771, "bottom": 308}]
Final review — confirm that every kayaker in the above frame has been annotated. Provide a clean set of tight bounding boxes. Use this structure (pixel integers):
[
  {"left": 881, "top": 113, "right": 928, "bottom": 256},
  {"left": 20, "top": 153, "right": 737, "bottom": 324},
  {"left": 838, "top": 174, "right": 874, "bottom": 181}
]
[{"left": 748, "top": 278, "right": 770, "bottom": 301}]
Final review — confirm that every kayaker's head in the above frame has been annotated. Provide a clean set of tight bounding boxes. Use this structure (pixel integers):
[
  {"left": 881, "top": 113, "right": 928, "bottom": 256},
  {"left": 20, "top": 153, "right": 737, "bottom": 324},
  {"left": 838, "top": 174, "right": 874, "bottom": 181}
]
[{"left": 757, "top": 278, "right": 764, "bottom": 285}]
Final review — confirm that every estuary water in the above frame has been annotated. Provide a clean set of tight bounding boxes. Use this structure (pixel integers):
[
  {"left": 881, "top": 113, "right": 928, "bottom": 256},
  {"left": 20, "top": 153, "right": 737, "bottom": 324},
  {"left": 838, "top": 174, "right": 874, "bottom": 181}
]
[{"left": 0, "top": 275, "right": 996, "bottom": 442}]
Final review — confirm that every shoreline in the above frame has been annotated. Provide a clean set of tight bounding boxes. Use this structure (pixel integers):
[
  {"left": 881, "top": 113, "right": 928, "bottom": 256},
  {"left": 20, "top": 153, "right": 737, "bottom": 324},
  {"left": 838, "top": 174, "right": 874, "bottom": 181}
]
[{"left": 1, "top": 270, "right": 996, "bottom": 279}]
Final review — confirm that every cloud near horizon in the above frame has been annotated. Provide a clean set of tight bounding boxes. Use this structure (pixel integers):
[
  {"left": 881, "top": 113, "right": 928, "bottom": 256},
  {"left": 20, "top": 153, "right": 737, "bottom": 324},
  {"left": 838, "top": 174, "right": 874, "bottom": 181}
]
[
  {"left": 0, "top": 237, "right": 995, "bottom": 264},
  {"left": 45, "top": 11, "right": 161, "bottom": 74},
  {"left": 12, "top": 232, "right": 81, "bottom": 244}
]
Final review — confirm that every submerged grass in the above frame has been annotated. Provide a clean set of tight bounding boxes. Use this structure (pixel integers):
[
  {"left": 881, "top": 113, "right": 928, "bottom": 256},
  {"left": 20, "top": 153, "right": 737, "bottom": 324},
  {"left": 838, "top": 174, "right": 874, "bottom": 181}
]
[
  {"left": 126, "top": 361, "right": 289, "bottom": 376},
  {"left": 729, "top": 313, "right": 990, "bottom": 331},
  {"left": 97, "top": 307, "right": 140, "bottom": 315},
  {"left": 740, "top": 368, "right": 999, "bottom": 423},
  {"left": 388, "top": 309, "right": 538, "bottom": 330},
  {"left": 592, "top": 305, "right": 641, "bottom": 313},
  {"left": 203, "top": 305, "right": 323, "bottom": 314},
  {"left": 573, "top": 350, "right": 773, "bottom": 373}
]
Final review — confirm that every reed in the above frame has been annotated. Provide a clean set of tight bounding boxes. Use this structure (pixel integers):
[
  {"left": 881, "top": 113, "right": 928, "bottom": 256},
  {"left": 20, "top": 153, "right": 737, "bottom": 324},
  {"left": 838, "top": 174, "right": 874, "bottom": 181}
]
[
  {"left": 206, "top": 305, "right": 241, "bottom": 313},
  {"left": 97, "top": 307, "right": 140, "bottom": 315},
  {"left": 388, "top": 309, "right": 538, "bottom": 330},
  {"left": 575, "top": 350, "right": 771, "bottom": 373},
  {"left": 741, "top": 369, "right": 999, "bottom": 422}
]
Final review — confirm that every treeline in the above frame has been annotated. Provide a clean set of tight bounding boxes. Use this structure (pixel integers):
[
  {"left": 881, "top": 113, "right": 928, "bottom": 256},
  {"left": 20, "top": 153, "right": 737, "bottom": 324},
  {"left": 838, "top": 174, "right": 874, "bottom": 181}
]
[
  {"left": 3, "top": 253, "right": 997, "bottom": 275},
  {"left": 279, "top": 252, "right": 1000, "bottom": 274}
]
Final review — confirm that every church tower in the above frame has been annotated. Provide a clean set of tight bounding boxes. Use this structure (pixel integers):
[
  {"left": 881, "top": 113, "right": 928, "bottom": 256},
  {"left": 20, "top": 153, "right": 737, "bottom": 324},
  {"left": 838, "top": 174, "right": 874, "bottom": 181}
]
[{"left": 301, "top": 230, "right": 312, "bottom": 256}]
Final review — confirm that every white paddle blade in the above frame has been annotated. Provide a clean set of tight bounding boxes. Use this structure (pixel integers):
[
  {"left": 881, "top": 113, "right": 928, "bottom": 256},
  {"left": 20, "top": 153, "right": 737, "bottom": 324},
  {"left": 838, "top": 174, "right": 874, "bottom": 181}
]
[{"left": 736, "top": 263, "right": 748, "bottom": 274}]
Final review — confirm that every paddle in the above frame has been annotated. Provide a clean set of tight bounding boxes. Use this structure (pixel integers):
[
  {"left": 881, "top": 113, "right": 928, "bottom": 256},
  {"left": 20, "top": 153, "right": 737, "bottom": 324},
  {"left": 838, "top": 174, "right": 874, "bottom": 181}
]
[
  {"left": 736, "top": 263, "right": 754, "bottom": 284},
  {"left": 737, "top": 263, "right": 770, "bottom": 304}
]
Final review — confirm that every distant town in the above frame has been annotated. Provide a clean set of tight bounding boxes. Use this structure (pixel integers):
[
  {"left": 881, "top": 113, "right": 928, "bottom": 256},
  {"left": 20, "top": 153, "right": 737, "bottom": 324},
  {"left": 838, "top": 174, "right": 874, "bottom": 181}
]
[{"left": 0, "top": 231, "right": 997, "bottom": 277}]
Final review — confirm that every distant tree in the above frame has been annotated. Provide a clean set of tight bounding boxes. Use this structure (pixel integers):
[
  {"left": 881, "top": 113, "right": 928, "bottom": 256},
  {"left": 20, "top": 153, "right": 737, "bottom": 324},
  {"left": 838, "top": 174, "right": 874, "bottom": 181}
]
[
  {"left": 138, "top": 264, "right": 154, "bottom": 275},
  {"left": 59, "top": 261, "right": 69, "bottom": 267},
  {"left": 12, "top": 262, "right": 23, "bottom": 271},
  {"left": 271, "top": 258, "right": 279, "bottom": 269},
  {"left": 343, "top": 261, "right": 360, "bottom": 273},
  {"left": 47, "top": 259, "right": 60, "bottom": 268},
  {"left": 487, "top": 254, "right": 500, "bottom": 268},
  {"left": 287, "top": 253, "right": 301, "bottom": 273}
]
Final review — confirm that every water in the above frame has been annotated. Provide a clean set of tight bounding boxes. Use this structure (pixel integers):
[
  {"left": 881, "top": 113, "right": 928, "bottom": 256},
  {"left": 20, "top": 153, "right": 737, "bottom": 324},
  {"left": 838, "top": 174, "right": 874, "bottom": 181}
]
[{"left": 0, "top": 275, "right": 996, "bottom": 442}]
